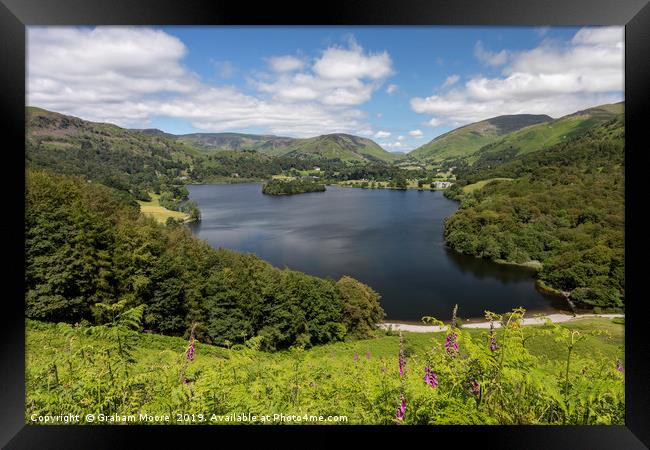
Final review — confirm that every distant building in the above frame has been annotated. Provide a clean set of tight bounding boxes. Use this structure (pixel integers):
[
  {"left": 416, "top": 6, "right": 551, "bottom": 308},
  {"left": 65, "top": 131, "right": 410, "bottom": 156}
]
[
  {"left": 231, "top": 173, "right": 240, "bottom": 178},
  {"left": 313, "top": 167, "right": 321, "bottom": 171},
  {"left": 433, "top": 181, "right": 453, "bottom": 189}
]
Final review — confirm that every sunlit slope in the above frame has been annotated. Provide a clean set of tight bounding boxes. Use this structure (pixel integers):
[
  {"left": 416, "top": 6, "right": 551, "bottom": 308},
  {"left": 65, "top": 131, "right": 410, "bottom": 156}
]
[
  {"left": 475, "top": 102, "right": 624, "bottom": 159},
  {"left": 409, "top": 114, "right": 552, "bottom": 162}
]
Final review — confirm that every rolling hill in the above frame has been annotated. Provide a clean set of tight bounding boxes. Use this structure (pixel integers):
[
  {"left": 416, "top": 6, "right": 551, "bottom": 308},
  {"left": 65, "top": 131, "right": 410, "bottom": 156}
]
[
  {"left": 26, "top": 106, "right": 199, "bottom": 189},
  {"left": 172, "top": 132, "right": 296, "bottom": 153},
  {"left": 150, "top": 130, "right": 399, "bottom": 163},
  {"left": 278, "top": 133, "right": 401, "bottom": 162},
  {"left": 473, "top": 102, "right": 624, "bottom": 161},
  {"left": 409, "top": 114, "right": 552, "bottom": 162}
]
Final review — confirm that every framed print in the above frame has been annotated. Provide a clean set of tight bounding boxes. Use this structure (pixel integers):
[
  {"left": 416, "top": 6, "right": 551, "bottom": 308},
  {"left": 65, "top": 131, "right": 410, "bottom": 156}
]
[{"left": 1, "top": 0, "right": 649, "bottom": 447}]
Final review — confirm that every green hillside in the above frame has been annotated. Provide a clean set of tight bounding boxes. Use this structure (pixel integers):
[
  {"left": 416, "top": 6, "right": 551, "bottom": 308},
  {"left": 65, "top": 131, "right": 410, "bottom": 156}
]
[
  {"left": 26, "top": 107, "right": 201, "bottom": 194},
  {"left": 141, "top": 129, "right": 398, "bottom": 163},
  {"left": 409, "top": 114, "right": 552, "bottom": 162},
  {"left": 26, "top": 107, "right": 377, "bottom": 195},
  {"left": 474, "top": 103, "right": 624, "bottom": 161},
  {"left": 444, "top": 115, "right": 625, "bottom": 309},
  {"left": 173, "top": 132, "right": 295, "bottom": 153},
  {"left": 278, "top": 133, "right": 400, "bottom": 163}
]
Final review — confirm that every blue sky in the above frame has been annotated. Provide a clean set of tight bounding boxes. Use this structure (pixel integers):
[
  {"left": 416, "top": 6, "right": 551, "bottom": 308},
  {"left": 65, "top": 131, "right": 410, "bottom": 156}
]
[{"left": 27, "top": 26, "right": 624, "bottom": 152}]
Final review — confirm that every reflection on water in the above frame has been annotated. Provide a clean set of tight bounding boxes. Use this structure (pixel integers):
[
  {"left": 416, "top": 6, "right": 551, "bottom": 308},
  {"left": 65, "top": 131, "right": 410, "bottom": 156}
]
[{"left": 188, "top": 184, "right": 569, "bottom": 321}]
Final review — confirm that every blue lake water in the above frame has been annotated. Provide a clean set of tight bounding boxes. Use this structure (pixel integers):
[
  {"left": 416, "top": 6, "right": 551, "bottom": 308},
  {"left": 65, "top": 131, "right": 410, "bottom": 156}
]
[{"left": 187, "top": 183, "right": 567, "bottom": 322}]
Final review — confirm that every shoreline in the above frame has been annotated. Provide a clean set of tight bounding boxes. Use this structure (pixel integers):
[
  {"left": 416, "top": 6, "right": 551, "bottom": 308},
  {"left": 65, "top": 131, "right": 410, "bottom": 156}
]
[{"left": 379, "top": 313, "right": 624, "bottom": 333}]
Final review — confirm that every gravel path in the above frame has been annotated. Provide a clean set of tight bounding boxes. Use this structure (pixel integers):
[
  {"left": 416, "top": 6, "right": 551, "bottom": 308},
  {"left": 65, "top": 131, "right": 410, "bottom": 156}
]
[{"left": 379, "top": 313, "right": 624, "bottom": 333}]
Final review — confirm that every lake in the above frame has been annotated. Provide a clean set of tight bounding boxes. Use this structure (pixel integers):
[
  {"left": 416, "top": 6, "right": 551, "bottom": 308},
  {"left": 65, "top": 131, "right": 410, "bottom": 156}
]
[{"left": 187, "top": 183, "right": 568, "bottom": 322}]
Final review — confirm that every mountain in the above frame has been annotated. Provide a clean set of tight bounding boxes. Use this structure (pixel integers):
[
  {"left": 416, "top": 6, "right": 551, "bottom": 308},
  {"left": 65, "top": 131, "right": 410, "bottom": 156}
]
[
  {"left": 277, "top": 133, "right": 400, "bottom": 162},
  {"left": 26, "top": 107, "right": 199, "bottom": 189},
  {"left": 409, "top": 114, "right": 553, "bottom": 162},
  {"left": 473, "top": 102, "right": 624, "bottom": 160},
  {"left": 26, "top": 107, "right": 398, "bottom": 198},
  {"left": 172, "top": 132, "right": 296, "bottom": 153},
  {"left": 142, "top": 130, "right": 398, "bottom": 163}
]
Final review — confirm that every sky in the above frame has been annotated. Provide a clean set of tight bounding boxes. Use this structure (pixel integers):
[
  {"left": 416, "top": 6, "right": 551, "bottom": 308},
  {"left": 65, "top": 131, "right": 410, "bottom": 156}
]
[{"left": 27, "top": 26, "right": 624, "bottom": 153}]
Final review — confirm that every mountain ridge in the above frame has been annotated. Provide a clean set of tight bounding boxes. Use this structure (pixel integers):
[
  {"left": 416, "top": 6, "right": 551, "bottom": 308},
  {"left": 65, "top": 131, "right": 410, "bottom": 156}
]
[{"left": 408, "top": 114, "right": 553, "bottom": 161}]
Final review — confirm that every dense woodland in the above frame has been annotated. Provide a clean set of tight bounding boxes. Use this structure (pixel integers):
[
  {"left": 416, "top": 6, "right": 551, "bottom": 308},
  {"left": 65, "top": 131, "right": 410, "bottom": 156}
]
[
  {"left": 443, "top": 117, "right": 624, "bottom": 308},
  {"left": 26, "top": 170, "right": 385, "bottom": 350},
  {"left": 262, "top": 178, "right": 326, "bottom": 195}
]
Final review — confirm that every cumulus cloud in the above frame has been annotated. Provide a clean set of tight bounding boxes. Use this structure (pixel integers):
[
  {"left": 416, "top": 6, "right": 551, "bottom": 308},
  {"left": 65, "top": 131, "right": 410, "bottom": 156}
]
[
  {"left": 409, "top": 129, "right": 424, "bottom": 138},
  {"left": 312, "top": 38, "right": 393, "bottom": 80},
  {"left": 397, "top": 135, "right": 405, "bottom": 141},
  {"left": 254, "top": 39, "right": 394, "bottom": 107},
  {"left": 27, "top": 27, "right": 393, "bottom": 137},
  {"left": 411, "top": 27, "right": 623, "bottom": 126},
  {"left": 474, "top": 41, "right": 510, "bottom": 67},
  {"left": 386, "top": 84, "right": 398, "bottom": 94},
  {"left": 374, "top": 130, "right": 391, "bottom": 138}
]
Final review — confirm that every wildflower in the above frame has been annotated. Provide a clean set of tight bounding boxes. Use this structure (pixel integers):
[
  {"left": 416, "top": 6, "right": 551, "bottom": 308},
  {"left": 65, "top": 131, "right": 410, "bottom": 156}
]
[
  {"left": 398, "top": 332, "right": 406, "bottom": 377},
  {"left": 354, "top": 352, "right": 359, "bottom": 363},
  {"left": 395, "top": 394, "right": 406, "bottom": 422},
  {"left": 424, "top": 366, "right": 438, "bottom": 388},
  {"left": 186, "top": 336, "right": 196, "bottom": 361},
  {"left": 183, "top": 378, "right": 191, "bottom": 385},
  {"left": 489, "top": 321, "right": 499, "bottom": 352},
  {"left": 445, "top": 332, "right": 459, "bottom": 356},
  {"left": 468, "top": 378, "right": 480, "bottom": 397},
  {"left": 366, "top": 351, "right": 371, "bottom": 360},
  {"left": 616, "top": 359, "right": 625, "bottom": 373}
]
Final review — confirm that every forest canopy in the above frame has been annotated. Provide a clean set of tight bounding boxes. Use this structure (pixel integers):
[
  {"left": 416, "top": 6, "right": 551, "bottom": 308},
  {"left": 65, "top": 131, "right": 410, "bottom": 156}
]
[
  {"left": 443, "top": 118, "right": 624, "bottom": 309},
  {"left": 25, "top": 170, "right": 385, "bottom": 350}
]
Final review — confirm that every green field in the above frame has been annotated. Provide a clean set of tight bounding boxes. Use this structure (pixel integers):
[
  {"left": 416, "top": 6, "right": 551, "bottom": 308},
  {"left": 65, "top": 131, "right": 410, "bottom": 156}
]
[
  {"left": 26, "top": 315, "right": 624, "bottom": 425},
  {"left": 137, "top": 193, "right": 189, "bottom": 223},
  {"left": 462, "top": 177, "right": 513, "bottom": 193}
]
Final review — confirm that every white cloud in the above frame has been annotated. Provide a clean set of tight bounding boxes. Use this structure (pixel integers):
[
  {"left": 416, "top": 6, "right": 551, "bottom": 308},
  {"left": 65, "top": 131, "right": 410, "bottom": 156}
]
[
  {"left": 409, "top": 129, "right": 424, "bottom": 138},
  {"left": 474, "top": 41, "right": 509, "bottom": 67},
  {"left": 411, "top": 27, "right": 623, "bottom": 126},
  {"left": 27, "top": 27, "right": 392, "bottom": 137},
  {"left": 441, "top": 75, "right": 459, "bottom": 89},
  {"left": 312, "top": 38, "right": 393, "bottom": 80},
  {"left": 424, "top": 118, "right": 443, "bottom": 127},
  {"left": 374, "top": 130, "right": 391, "bottom": 138},
  {"left": 254, "top": 39, "right": 394, "bottom": 107},
  {"left": 386, "top": 84, "right": 398, "bottom": 94},
  {"left": 397, "top": 135, "right": 405, "bottom": 141},
  {"left": 266, "top": 55, "right": 306, "bottom": 73}
]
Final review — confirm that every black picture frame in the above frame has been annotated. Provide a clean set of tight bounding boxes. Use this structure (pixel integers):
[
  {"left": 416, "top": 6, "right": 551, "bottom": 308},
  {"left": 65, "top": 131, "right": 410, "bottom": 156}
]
[{"left": 1, "top": 0, "right": 648, "bottom": 447}]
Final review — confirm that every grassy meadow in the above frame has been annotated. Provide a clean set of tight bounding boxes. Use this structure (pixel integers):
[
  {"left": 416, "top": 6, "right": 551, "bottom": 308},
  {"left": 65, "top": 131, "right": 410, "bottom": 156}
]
[
  {"left": 137, "top": 192, "right": 190, "bottom": 223},
  {"left": 461, "top": 178, "right": 513, "bottom": 193}
]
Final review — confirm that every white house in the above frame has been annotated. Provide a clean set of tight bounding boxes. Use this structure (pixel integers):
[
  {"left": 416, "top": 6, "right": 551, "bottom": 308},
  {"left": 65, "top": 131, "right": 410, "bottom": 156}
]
[{"left": 433, "top": 181, "right": 453, "bottom": 189}]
